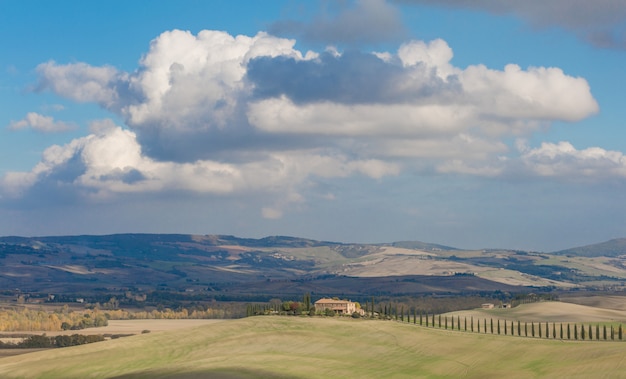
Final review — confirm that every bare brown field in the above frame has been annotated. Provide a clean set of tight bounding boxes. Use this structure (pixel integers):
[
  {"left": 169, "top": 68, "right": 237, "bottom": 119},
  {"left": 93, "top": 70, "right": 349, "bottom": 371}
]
[{"left": 562, "top": 295, "right": 626, "bottom": 311}]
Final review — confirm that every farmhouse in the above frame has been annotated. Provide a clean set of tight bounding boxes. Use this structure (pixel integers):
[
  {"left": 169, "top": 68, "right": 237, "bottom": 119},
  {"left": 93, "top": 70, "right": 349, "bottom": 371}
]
[{"left": 314, "top": 298, "right": 359, "bottom": 315}]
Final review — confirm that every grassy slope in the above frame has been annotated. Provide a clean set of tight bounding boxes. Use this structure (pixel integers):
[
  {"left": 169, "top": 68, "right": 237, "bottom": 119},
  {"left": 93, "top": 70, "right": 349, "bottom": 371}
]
[
  {"left": 447, "top": 301, "right": 626, "bottom": 323},
  {"left": 0, "top": 316, "right": 625, "bottom": 378}
]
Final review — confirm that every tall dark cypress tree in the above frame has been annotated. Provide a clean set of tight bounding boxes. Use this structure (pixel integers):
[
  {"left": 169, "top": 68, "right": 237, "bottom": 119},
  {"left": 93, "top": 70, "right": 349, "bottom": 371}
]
[
  {"left": 620, "top": 324, "right": 623, "bottom": 340},
  {"left": 560, "top": 324, "right": 563, "bottom": 339},
  {"left": 588, "top": 324, "right": 593, "bottom": 340},
  {"left": 490, "top": 318, "right": 494, "bottom": 334},
  {"left": 603, "top": 324, "right": 607, "bottom": 340},
  {"left": 611, "top": 325, "right": 615, "bottom": 340},
  {"left": 471, "top": 316, "right": 474, "bottom": 332},
  {"left": 484, "top": 319, "right": 487, "bottom": 334},
  {"left": 497, "top": 319, "right": 500, "bottom": 335},
  {"left": 596, "top": 324, "right": 600, "bottom": 340},
  {"left": 532, "top": 322, "right": 535, "bottom": 337},
  {"left": 518, "top": 320, "right": 521, "bottom": 336},
  {"left": 574, "top": 324, "right": 578, "bottom": 340},
  {"left": 568, "top": 324, "right": 571, "bottom": 340}
]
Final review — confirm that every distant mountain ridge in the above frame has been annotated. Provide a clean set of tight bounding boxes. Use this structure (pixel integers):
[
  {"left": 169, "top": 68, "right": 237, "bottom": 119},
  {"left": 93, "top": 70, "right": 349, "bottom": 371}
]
[
  {"left": 553, "top": 238, "right": 626, "bottom": 257},
  {"left": 1, "top": 233, "right": 626, "bottom": 298}
]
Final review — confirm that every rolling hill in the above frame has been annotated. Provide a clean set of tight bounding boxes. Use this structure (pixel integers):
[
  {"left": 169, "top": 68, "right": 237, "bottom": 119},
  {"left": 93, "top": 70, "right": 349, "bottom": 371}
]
[
  {"left": 1, "top": 234, "right": 626, "bottom": 302},
  {"left": 0, "top": 315, "right": 625, "bottom": 378}
]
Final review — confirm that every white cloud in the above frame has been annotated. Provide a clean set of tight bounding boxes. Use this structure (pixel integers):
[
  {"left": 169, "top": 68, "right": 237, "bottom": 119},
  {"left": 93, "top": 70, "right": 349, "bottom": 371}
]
[
  {"left": 8, "top": 112, "right": 76, "bottom": 133},
  {"left": 519, "top": 142, "right": 626, "bottom": 179},
  {"left": 1, "top": 120, "right": 399, "bottom": 217},
  {"left": 11, "top": 28, "right": 617, "bottom": 217},
  {"left": 36, "top": 62, "right": 126, "bottom": 109}
]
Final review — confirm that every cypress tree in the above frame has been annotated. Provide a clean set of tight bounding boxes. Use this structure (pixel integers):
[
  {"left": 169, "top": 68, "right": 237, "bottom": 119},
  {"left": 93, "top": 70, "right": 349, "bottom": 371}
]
[
  {"left": 504, "top": 320, "right": 507, "bottom": 335},
  {"left": 484, "top": 319, "right": 487, "bottom": 334},
  {"left": 596, "top": 324, "right": 600, "bottom": 340},
  {"left": 518, "top": 320, "right": 521, "bottom": 336},
  {"left": 524, "top": 322, "right": 528, "bottom": 337},
  {"left": 490, "top": 318, "right": 494, "bottom": 334},
  {"left": 553, "top": 323, "right": 557, "bottom": 339},
  {"left": 451, "top": 315, "right": 454, "bottom": 330},
  {"left": 560, "top": 323, "right": 563, "bottom": 339},
  {"left": 545, "top": 322, "right": 549, "bottom": 339},
  {"left": 458, "top": 316, "right": 461, "bottom": 331},
  {"left": 445, "top": 316, "right": 448, "bottom": 329},
  {"left": 395, "top": 304, "right": 399, "bottom": 321},
  {"left": 574, "top": 324, "right": 578, "bottom": 340},
  {"left": 568, "top": 324, "right": 571, "bottom": 340},
  {"left": 432, "top": 313, "right": 435, "bottom": 328},
  {"left": 438, "top": 314, "right": 442, "bottom": 328},
  {"left": 532, "top": 322, "right": 535, "bottom": 337},
  {"left": 497, "top": 319, "right": 500, "bottom": 335},
  {"left": 611, "top": 325, "right": 615, "bottom": 340},
  {"left": 477, "top": 317, "right": 480, "bottom": 333},
  {"left": 464, "top": 317, "right": 467, "bottom": 331},
  {"left": 413, "top": 308, "right": 417, "bottom": 324},
  {"left": 471, "top": 316, "right": 474, "bottom": 332},
  {"left": 619, "top": 324, "right": 623, "bottom": 340},
  {"left": 419, "top": 311, "right": 423, "bottom": 326},
  {"left": 538, "top": 322, "right": 542, "bottom": 338},
  {"left": 588, "top": 324, "right": 593, "bottom": 340},
  {"left": 603, "top": 325, "right": 607, "bottom": 340}
]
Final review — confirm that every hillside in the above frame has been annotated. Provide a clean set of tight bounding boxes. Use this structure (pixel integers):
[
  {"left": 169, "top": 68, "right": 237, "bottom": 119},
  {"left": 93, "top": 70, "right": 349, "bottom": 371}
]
[
  {"left": 1, "top": 234, "right": 626, "bottom": 301},
  {"left": 0, "top": 316, "right": 625, "bottom": 378},
  {"left": 554, "top": 238, "right": 626, "bottom": 257}
]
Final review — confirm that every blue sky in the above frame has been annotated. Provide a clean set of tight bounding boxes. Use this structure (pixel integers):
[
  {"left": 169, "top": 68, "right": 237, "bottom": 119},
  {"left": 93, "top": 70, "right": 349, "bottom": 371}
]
[{"left": 1, "top": 0, "right": 626, "bottom": 251}]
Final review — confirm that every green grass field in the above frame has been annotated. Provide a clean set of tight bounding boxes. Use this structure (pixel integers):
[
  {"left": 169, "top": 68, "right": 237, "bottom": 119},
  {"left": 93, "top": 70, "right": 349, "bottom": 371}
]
[{"left": 0, "top": 315, "right": 625, "bottom": 378}]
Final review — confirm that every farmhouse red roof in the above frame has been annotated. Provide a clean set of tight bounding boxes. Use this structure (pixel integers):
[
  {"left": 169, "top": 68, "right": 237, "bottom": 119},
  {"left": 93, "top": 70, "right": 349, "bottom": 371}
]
[{"left": 315, "top": 298, "right": 352, "bottom": 304}]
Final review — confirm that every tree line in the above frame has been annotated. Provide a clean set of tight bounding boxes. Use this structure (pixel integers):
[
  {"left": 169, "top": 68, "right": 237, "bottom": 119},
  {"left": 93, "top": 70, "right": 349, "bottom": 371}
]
[
  {"left": 392, "top": 310, "right": 624, "bottom": 341},
  {"left": 0, "top": 334, "right": 105, "bottom": 349},
  {"left": 245, "top": 294, "right": 625, "bottom": 342}
]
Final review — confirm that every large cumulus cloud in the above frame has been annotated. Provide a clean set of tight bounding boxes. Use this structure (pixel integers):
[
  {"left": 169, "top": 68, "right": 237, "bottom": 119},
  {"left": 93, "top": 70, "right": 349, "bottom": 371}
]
[{"left": 2, "top": 28, "right": 608, "bottom": 217}]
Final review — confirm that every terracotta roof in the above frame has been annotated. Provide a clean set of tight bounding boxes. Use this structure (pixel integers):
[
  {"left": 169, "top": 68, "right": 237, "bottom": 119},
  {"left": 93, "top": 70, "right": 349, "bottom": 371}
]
[{"left": 314, "top": 298, "right": 352, "bottom": 304}]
